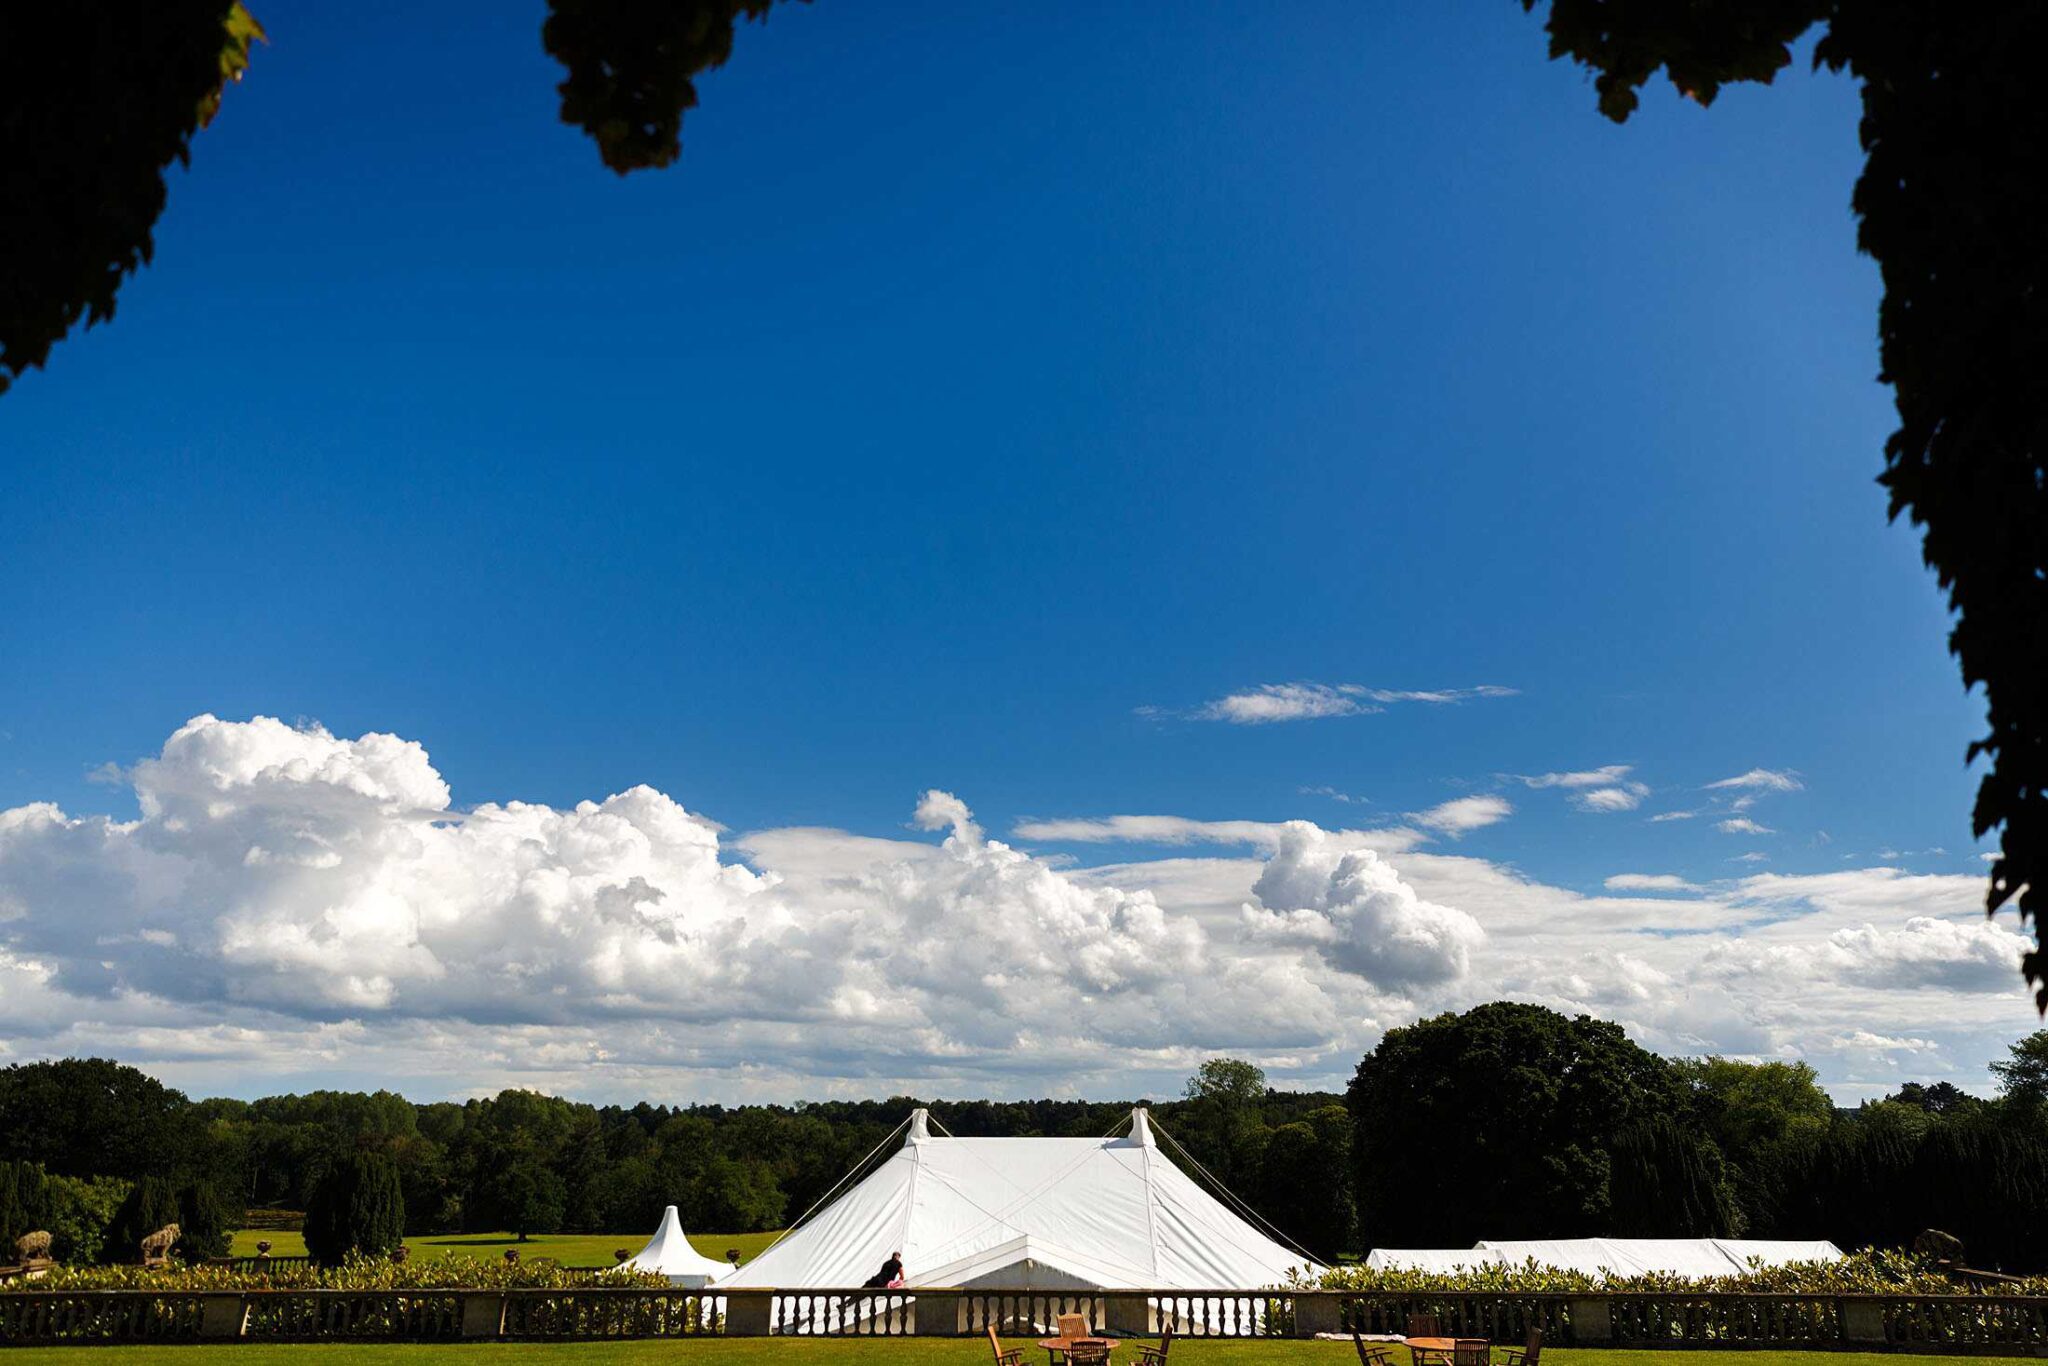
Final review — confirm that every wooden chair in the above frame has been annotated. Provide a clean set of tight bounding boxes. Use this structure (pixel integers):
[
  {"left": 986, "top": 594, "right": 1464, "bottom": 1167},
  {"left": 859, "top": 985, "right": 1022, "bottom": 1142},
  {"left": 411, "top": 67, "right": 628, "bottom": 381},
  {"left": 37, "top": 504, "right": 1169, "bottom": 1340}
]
[
  {"left": 988, "top": 1326, "right": 1025, "bottom": 1366},
  {"left": 1502, "top": 1328, "right": 1542, "bottom": 1366},
  {"left": 1452, "top": 1339, "right": 1490, "bottom": 1366},
  {"left": 1045, "top": 1313, "right": 1094, "bottom": 1366},
  {"left": 1354, "top": 1330, "right": 1395, "bottom": 1366},
  {"left": 1068, "top": 1345, "right": 1111, "bottom": 1366},
  {"left": 1138, "top": 1325, "right": 1175, "bottom": 1366}
]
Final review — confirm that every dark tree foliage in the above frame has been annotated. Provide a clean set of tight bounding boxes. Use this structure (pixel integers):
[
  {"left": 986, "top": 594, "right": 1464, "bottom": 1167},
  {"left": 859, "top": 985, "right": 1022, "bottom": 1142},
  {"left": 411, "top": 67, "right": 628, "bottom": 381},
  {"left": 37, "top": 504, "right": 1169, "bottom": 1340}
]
[
  {"left": 0, "top": 1059, "right": 209, "bottom": 1182},
  {"left": 541, "top": 0, "right": 800, "bottom": 174},
  {"left": 1608, "top": 1118, "right": 1736, "bottom": 1237},
  {"left": 176, "top": 1180, "right": 237, "bottom": 1261},
  {"left": 1525, "top": 1, "right": 2048, "bottom": 1005},
  {"left": 1253, "top": 1110, "right": 1355, "bottom": 1260},
  {"left": 303, "top": 1150, "right": 406, "bottom": 1264},
  {"left": 473, "top": 1159, "right": 568, "bottom": 1242},
  {"left": 0, "top": 1, "right": 261, "bottom": 392},
  {"left": 1348, "top": 1003, "right": 1680, "bottom": 1245},
  {"left": 1891, "top": 1081, "right": 1987, "bottom": 1120}
]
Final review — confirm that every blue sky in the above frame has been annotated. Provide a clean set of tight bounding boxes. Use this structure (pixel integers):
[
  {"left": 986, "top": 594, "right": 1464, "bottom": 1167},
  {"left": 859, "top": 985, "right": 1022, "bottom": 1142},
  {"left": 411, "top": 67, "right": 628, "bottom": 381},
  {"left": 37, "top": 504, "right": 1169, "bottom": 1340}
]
[{"left": 0, "top": 2, "right": 2022, "bottom": 1103}]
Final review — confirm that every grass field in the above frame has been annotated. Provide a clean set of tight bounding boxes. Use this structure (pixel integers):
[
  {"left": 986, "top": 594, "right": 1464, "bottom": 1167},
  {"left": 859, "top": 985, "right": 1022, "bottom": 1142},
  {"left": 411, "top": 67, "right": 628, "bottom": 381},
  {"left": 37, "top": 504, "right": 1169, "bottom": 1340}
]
[
  {"left": 228, "top": 1228, "right": 783, "bottom": 1265},
  {"left": 3, "top": 1345, "right": 2038, "bottom": 1366}
]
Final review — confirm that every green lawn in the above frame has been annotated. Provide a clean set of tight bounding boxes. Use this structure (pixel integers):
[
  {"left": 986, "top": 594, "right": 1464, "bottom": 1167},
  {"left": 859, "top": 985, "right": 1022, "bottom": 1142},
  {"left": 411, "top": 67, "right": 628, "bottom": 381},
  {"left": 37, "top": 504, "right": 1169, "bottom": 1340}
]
[
  {"left": 228, "top": 1228, "right": 783, "bottom": 1266},
  {"left": 2, "top": 1345, "right": 2038, "bottom": 1366}
]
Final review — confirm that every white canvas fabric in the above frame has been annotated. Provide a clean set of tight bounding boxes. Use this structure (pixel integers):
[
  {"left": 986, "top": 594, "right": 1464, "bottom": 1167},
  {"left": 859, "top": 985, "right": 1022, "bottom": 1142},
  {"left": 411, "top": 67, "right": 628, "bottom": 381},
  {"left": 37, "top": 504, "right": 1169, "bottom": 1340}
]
[
  {"left": 1466, "top": 1237, "right": 1844, "bottom": 1279},
  {"left": 622, "top": 1204, "right": 734, "bottom": 1287},
  {"left": 723, "top": 1108, "right": 1317, "bottom": 1290}
]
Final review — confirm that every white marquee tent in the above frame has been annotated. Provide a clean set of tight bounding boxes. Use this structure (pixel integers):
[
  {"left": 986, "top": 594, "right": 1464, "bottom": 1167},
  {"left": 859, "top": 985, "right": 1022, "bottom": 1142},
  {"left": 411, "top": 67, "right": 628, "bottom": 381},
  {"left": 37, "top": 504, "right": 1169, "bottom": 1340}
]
[
  {"left": 722, "top": 1108, "right": 1318, "bottom": 1290},
  {"left": 1366, "top": 1238, "right": 1843, "bottom": 1278},
  {"left": 622, "top": 1204, "right": 734, "bottom": 1287}
]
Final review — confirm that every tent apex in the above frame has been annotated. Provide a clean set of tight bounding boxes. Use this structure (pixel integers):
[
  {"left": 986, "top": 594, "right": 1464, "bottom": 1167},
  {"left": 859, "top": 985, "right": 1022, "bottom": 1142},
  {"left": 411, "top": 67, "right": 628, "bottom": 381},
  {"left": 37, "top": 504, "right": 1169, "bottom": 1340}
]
[
  {"left": 909, "top": 1107, "right": 932, "bottom": 1143},
  {"left": 1130, "top": 1107, "right": 1155, "bottom": 1146}
]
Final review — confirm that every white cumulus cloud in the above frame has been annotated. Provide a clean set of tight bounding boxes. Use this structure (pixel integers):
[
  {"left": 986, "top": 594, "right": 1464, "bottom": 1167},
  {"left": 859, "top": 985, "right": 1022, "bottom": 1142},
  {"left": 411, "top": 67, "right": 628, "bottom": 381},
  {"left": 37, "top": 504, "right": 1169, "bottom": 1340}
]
[{"left": 1240, "top": 823, "right": 1483, "bottom": 990}]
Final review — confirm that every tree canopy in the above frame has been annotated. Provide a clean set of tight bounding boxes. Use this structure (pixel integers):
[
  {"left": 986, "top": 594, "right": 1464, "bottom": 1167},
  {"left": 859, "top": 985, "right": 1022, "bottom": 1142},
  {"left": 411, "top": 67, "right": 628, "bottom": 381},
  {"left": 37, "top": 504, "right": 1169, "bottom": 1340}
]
[{"left": 1347, "top": 1002, "right": 1681, "bottom": 1245}]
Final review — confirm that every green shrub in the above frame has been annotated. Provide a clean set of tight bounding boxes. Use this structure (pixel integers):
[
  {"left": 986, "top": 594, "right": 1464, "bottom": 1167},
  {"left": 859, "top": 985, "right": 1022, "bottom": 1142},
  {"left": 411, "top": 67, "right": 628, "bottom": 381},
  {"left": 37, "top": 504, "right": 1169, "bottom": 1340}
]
[
  {"left": 41, "top": 1175, "right": 128, "bottom": 1264},
  {"left": 3, "top": 1250, "right": 664, "bottom": 1292},
  {"left": 1309, "top": 1247, "right": 2048, "bottom": 1296},
  {"left": 304, "top": 1151, "right": 406, "bottom": 1263}
]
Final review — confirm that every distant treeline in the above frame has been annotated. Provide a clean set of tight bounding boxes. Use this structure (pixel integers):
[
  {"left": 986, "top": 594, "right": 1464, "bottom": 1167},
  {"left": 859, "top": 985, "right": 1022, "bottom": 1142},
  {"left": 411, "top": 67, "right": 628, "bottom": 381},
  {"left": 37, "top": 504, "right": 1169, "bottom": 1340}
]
[{"left": 4, "top": 1003, "right": 2047, "bottom": 1270}]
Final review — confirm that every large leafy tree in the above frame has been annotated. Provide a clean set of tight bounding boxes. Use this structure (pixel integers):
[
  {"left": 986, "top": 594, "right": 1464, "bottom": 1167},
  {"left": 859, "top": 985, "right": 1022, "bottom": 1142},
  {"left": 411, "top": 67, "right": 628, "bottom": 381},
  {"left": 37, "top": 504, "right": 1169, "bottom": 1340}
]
[
  {"left": 1348, "top": 1002, "right": 1682, "bottom": 1245},
  {"left": 1992, "top": 1030, "right": 2048, "bottom": 1111},
  {"left": 1672, "top": 1056, "right": 1834, "bottom": 1234}
]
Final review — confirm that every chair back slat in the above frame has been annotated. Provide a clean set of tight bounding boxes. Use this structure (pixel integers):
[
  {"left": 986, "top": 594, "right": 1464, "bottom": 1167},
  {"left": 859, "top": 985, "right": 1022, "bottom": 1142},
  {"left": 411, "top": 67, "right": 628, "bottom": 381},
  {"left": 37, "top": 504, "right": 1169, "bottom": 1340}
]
[{"left": 1453, "top": 1338, "right": 1490, "bottom": 1366}]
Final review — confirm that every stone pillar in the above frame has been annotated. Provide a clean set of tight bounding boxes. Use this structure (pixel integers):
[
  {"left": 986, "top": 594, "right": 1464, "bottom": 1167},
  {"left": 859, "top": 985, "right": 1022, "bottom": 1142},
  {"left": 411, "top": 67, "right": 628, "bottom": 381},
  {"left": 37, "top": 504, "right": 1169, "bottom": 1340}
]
[
  {"left": 915, "top": 1291, "right": 962, "bottom": 1335},
  {"left": 1293, "top": 1293, "right": 1341, "bottom": 1339},
  {"left": 458, "top": 1292, "right": 506, "bottom": 1339},
  {"left": 197, "top": 1293, "right": 247, "bottom": 1338},
  {"left": 1102, "top": 1294, "right": 1155, "bottom": 1338},
  {"left": 1568, "top": 1296, "right": 1611, "bottom": 1345},
  {"left": 1839, "top": 1298, "right": 1887, "bottom": 1346},
  {"left": 725, "top": 1290, "right": 775, "bottom": 1337}
]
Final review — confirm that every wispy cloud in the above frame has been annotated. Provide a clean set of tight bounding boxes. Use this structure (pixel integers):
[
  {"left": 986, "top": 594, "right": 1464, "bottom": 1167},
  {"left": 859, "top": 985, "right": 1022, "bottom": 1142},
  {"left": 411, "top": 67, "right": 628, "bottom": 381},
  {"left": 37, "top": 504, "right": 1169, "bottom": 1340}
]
[
  {"left": 1011, "top": 815, "right": 1293, "bottom": 847},
  {"left": 1717, "top": 817, "right": 1775, "bottom": 835},
  {"left": 1707, "top": 768, "right": 1803, "bottom": 793},
  {"left": 1517, "top": 764, "right": 1634, "bottom": 790},
  {"left": 1512, "top": 763, "right": 1649, "bottom": 813},
  {"left": 1649, "top": 809, "right": 1698, "bottom": 822},
  {"left": 1299, "top": 785, "right": 1366, "bottom": 804},
  {"left": 1605, "top": 873, "right": 1703, "bottom": 893},
  {"left": 1153, "top": 681, "right": 1517, "bottom": 725},
  {"left": 1408, "top": 794, "right": 1512, "bottom": 836},
  {"left": 1576, "top": 787, "right": 1645, "bottom": 812}
]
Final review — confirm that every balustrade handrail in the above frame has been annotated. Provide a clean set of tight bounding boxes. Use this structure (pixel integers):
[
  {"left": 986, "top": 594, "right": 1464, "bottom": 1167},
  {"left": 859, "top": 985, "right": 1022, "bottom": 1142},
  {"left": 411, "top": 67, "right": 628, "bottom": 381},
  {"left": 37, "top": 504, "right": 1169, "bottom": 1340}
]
[{"left": 4, "top": 1283, "right": 2048, "bottom": 1350}]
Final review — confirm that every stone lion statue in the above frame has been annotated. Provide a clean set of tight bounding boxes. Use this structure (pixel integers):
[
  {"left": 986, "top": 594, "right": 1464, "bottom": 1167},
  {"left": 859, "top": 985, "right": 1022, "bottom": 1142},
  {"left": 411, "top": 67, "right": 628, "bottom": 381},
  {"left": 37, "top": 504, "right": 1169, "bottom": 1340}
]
[
  {"left": 1915, "top": 1228, "right": 1966, "bottom": 1267},
  {"left": 15, "top": 1230, "right": 52, "bottom": 1263},
  {"left": 139, "top": 1223, "right": 181, "bottom": 1264}
]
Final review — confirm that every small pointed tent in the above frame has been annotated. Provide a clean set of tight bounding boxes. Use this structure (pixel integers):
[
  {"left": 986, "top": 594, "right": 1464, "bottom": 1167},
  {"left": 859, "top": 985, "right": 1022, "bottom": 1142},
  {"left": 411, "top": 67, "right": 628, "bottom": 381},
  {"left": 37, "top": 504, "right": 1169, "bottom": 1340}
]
[
  {"left": 723, "top": 1107, "right": 1316, "bottom": 1291},
  {"left": 622, "top": 1205, "right": 732, "bottom": 1287}
]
